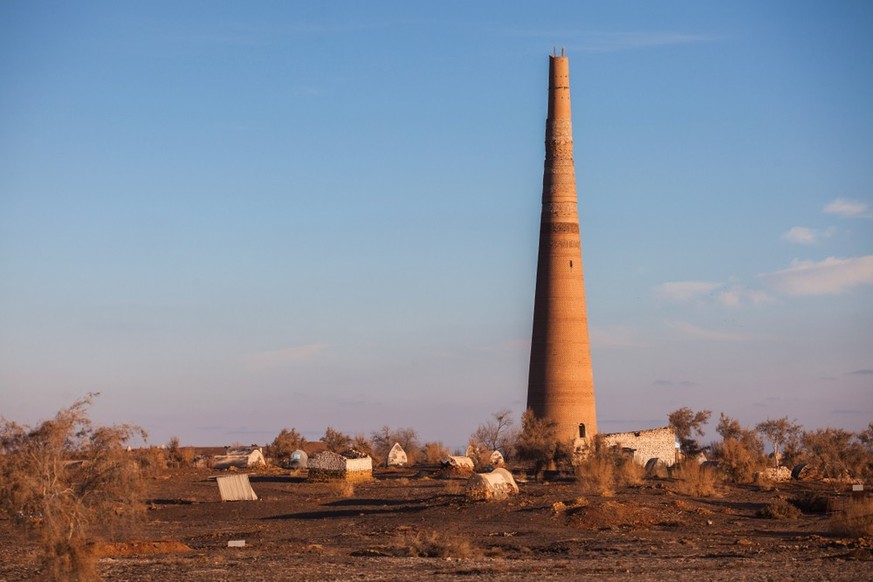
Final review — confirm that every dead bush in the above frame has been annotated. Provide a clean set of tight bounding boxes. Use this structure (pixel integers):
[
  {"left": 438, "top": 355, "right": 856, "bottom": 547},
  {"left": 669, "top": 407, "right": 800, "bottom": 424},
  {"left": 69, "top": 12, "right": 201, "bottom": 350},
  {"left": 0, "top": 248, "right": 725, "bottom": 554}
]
[
  {"left": 672, "top": 460, "right": 719, "bottom": 497},
  {"left": 132, "top": 446, "right": 167, "bottom": 477},
  {"left": 712, "top": 433, "right": 766, "bottom": 484},
  {"left": 267, "top": 428, "right": 306, "bottom": 465},
  {"left": 420, "top": 441, "right": 450, "bottom": 465},
  {"left": 576, "top": 453, "right": 616, "bottom": 496},
  {"left": 830, "top": 497, "right": 873, "bottom": 537},
  {"left": 514, "top": 409, "right": 573, "bottom": 477},
  {"left": 802, "top": 428, "right": 870, "bottom": 480},
  {"left": 616, "top": 456, "right": 645, "bottom": 486},
  {"left": 398, "top": 530, "right": 479, "bottom": 558},
  {"left": 758, "top": 498, "right": 801, "bottom": 520},
  {"left": 576, "top": 439, "right": 643, "bottom": 496},
  {"left": 166, "top": 436, "right": 195, "bottom": 468},
  {"left": 0, "top": 394, "right": 146, "bottom": 581}
]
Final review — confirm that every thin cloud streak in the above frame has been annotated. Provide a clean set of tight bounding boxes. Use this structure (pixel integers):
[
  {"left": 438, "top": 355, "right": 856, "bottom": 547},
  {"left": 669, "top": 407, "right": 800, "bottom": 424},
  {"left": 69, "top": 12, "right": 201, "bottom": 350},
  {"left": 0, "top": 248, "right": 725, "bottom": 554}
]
[
  {"left": 665, "top": 320, "right": 751, "bottom": 342},
  {"left": 823, "top": 198, "right": 872, "bottom": 218},
  {"left": 782, "top": 226, "right": 835, "bottom": 245},
  {"left": 657, "top": 281, "right": 771, "bottom": 307},
  {"left": 759, "top": 256, "right": 873, "bottom": 296},
  {"left": 656, "top": 281, "right": 720, "bottom": 302}
]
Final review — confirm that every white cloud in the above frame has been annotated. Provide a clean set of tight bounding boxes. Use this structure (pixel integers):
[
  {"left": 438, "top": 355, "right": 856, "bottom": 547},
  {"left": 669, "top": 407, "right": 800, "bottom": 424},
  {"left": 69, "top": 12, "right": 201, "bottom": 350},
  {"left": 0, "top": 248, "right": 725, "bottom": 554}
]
[
  {"left": 656, "top": 281, "right": 721, "bottom": 302},
  {"left": 782, "top": 226, "right": 835, "bottom": 245},
  {"left": 760, "top": 255, "right": 873, "bottom": 296},
  {"left": 243, "top": 343, "right": 328, "bottom": 371},
  {"left": 717, "top": 285, "right": 773, "bottom": 307},
  {"left": 823, "top": 198, "right": 872, "bottom": 218},
  {"left": 665, "top": 320, "right": 750, "bottom": 341}
]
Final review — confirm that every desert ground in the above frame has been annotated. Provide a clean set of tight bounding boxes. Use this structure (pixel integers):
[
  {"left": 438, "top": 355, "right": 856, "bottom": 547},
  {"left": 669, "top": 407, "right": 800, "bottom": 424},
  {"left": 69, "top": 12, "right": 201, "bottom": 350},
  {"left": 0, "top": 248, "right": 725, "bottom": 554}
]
[{"left": 0, "top": 466, "right": 869, "bottom": 581}]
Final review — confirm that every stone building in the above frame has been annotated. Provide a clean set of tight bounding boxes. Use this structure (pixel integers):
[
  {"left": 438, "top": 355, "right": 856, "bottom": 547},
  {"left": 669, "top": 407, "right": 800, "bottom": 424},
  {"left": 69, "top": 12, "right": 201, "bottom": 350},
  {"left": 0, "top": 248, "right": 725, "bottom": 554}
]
[{"left": 600, "top": 426, "right": 678, "bottom": 467}]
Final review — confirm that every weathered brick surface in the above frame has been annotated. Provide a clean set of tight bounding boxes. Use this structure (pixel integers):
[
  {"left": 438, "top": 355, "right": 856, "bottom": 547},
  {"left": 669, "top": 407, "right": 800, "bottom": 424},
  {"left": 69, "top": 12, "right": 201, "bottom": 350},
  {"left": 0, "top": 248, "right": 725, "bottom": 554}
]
[
  {"left": 601, "top": 426, "right": 677, "bottom": 466},
  {"left": 528, "top": 54, "right": 597, "bottom": 443}
]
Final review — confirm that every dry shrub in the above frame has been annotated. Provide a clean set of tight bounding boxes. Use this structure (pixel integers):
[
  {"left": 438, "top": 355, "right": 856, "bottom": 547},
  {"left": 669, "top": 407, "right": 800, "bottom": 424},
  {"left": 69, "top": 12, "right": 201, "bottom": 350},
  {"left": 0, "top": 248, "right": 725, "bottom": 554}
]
[
  {"left": 132, "top": 446, "right": 168, "bottom": 477},
  {"left": 0, "top": 394, "right": 146, "bottom": 581},
  {"left": 399, "top": 530, "right": 479, "bottom": 558},
  {"left": 420, "top": 441, "right": 450, "bottom": 465},
  {"left": 672, "top": 460, "right": 719, "bottom": 497},
  {"left": 616, "top": 456, "right": 645, "bottom": 486},
  {"left": 758, "top": 498, "right": 801, "bottom": 520},
  {"left": 830, "top": 497, "right": 873, "bottom": 537},
  {"left": 166, "top": 437, "right": 195, "bottom": 468},
  {"left": 576, "top": 440, "right": 643, "bottom": 496},
  {"left": 326, "top": 480, "right": 355, "bottom": 498},
  {"left": 712, "top": 435, "right": 765, "bottom": 484},
  {"left": 576, "top": 454, "right": 616, "bottom": 496}
]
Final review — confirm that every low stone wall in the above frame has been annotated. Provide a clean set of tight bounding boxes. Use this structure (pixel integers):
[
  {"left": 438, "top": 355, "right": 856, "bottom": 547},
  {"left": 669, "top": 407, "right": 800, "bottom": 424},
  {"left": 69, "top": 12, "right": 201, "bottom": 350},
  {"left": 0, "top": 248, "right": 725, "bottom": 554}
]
[
  {"left": 601, "top": 426, "right": 677, "bottom": 467},
  {"left": 308, "top": 451, "right": 373, "bottom": 481}
]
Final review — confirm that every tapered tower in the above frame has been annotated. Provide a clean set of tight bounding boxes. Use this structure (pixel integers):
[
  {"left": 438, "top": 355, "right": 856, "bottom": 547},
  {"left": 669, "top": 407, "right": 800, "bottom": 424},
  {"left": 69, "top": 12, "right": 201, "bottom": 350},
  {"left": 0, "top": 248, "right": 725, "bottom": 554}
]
[{"left": 527, "top": 51, "right": 597, "bottom": 444}]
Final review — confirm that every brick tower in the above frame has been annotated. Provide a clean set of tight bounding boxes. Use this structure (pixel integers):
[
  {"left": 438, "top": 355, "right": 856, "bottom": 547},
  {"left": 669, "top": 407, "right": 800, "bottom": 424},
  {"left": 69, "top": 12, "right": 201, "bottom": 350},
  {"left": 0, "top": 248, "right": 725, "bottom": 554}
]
[{"left": 527, "top": 51, "right": 597, "bottom": 444}]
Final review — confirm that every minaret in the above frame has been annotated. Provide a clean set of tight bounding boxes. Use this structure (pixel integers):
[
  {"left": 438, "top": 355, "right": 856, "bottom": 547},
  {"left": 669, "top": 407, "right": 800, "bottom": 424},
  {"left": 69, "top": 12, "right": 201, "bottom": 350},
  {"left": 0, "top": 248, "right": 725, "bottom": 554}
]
[{"left": 527, "top": 51, "right": 597, "bottom": 444}]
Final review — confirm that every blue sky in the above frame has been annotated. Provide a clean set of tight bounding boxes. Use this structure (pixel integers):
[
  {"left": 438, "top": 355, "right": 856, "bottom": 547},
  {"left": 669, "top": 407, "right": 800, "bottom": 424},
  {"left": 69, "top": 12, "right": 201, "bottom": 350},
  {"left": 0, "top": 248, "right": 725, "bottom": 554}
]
[{"left": 2, "top": 1, "right": 871, "bottom": 448}]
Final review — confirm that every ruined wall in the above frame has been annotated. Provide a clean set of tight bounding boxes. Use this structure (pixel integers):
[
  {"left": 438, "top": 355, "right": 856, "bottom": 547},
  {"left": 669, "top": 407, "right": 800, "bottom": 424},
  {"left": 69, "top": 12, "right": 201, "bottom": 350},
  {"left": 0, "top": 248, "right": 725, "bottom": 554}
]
[
  {"left": 308, "top": 451, "right": 372, "bottom": 481},
  {"left": 601, "top": 426, "right": 677, "bottom": 466}
]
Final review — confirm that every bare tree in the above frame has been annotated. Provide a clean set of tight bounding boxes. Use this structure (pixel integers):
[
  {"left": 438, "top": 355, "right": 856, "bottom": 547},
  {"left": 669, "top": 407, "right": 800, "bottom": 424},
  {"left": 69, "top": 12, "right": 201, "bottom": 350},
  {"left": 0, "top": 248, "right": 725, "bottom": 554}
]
[
  {"left": 471, "top": 408, "right": 517, "bottom": 458},
  {"left": 321, "top": 426, "right": 352, "bottom": 453},
  {"left": 668, "top": 407, "right": 711, "bottom": 455},
  {"left": 755, "top": 417, "right": 802, "bottom": 467},
  {"left": 370, "top": 426, "right": 421, "bottom": 465},
  {"left": 0, "top": 394, "right": 146, "bottom": 581},
  {"left": 351, "top": 433, "right": 376, "bottom": 459}
]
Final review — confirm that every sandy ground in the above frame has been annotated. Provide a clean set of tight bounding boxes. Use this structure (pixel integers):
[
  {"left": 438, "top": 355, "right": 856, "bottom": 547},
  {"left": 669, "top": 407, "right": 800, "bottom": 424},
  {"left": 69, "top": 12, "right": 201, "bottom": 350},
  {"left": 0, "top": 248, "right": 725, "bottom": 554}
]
[{"left": 0, "top": 467, "right": 869, "bottom": 581}]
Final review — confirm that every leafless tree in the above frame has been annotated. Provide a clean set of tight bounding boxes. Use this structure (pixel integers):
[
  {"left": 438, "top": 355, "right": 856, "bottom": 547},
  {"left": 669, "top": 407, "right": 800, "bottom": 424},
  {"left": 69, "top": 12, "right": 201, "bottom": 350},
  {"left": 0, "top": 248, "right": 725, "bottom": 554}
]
[
  {"left": 471, "top": 408, "right": 517, "bottom": 458},
  {"left": 370, "top": 426, "right": 420, "bottom": 465},
  {"left": 755, "top": 417, "right": 802, "bottom": 467}
]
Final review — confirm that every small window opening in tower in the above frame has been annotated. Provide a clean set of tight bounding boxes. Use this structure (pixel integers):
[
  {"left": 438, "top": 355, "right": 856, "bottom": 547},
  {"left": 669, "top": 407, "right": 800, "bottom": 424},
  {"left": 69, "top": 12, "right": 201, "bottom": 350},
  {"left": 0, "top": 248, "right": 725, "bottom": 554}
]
[
  {"left": 578, "top": 423, "right": 586, "bottom": 438},
  {"left": 569, "top": 260, "right": 573, "bottom": 269}
]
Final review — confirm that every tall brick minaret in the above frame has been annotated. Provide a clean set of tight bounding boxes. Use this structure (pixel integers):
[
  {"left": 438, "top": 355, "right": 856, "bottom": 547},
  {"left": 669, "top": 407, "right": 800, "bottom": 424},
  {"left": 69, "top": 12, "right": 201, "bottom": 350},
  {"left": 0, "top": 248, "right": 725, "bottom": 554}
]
[{"left": 527, "top": 51, "right": 597, "bottom": 444}]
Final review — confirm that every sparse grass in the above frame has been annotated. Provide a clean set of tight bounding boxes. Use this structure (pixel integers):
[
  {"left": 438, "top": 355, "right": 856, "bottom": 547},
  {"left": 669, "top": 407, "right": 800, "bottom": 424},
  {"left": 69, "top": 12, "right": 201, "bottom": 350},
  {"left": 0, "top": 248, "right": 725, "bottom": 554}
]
[
  {"left": 616, "top": 457, "right": 645, "bottom": 486},
  {"left": 576, "top": 454, "right": 616, "bottom": 496},
  {"left": 444, "top": 479, "right": 464, "bottom": 495},
  {"left": 326, "top": 480, "right": 355, "bottom": 498},
  {"left": 672, "top": 460, "right": 719, "bottom": 497},
  {"left": 398, "top": 530, "right": 479, "bottom": 558},
  {"left": 830, "top": 497, "right": 873, "bottom": 537},
  {"left": 758, "top": 498, "right": 802, "bottom": 520}
]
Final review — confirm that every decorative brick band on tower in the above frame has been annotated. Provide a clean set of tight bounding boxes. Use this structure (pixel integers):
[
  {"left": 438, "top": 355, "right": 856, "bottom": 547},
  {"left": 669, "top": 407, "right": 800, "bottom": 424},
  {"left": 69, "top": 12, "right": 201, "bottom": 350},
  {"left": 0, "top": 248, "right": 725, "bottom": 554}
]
[{"left": 527, "top": 52, "right": 597, "bottom": 444}]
